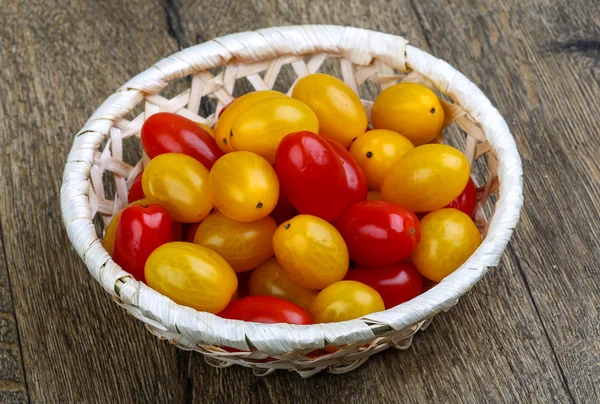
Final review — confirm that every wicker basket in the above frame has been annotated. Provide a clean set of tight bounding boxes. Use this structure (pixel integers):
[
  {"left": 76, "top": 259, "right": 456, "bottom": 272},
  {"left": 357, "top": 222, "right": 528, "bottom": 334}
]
[{"left": 60, "top": 25, "right": 523, "bottom": 377}]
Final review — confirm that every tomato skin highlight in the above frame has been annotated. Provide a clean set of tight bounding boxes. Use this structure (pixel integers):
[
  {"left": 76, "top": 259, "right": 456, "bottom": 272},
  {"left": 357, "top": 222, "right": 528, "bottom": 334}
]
[
  {"left": 381, "top": 144, "right": 470, "bottom": 212},
  {"left": 193, "top": 213, "right": 277, "bottom": 273},
  {"left": 411, "top": 208, "right": 481, "bottom": 282},
  {"left": 310, "top": 280, "right": 385, "bottom": 323},
  {"left": 113, "top": 204, "right": 175, "bottom": 282},
  {"left": 145, "top": 242, "right": 237, "bottom": 313},
  {"left": 141, "top": 112, "right": 223, "bottom": 170},
  {"left": 445, "top": 177, "right": 477, "bottom": 217},
  {"left": 291, "top": 73, "right": 368, "bottom": 147},
  {"left": 127, "top": 172, "right": 145, "bottom": 203},
  {"left": 209, "top": 151, "right": 279, "bottom": 222},
  {"left": 325, "top": 136, "right": 368, "bottom": 205},
  {"left": 273, "top": 214, "right": 349, "bottom": 290},
  {"left": 345, "top": 263, "right": 423, "bottom": 309},
  {"left": 142, "top": 153, "right": 213, "bottom": 223},
  {"left": 275, "top": 131, "right": 349, "bottom": 222},
  {"left": 218, "top": 296, "right": 313, "bottom": 325},
  {"left": 335, "top": 201, "right": 420, "bottom": 266}
]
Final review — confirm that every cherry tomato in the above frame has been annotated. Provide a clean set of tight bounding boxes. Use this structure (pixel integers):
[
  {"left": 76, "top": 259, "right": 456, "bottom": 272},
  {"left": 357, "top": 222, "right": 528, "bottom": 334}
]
[
  {"left": 127, "top": 172, "right": 145, "bottom": 203},
  {"left": 345, "top": 263, "right": 423, "bottom": 309},
  {"left": 196, "top": 122, "right": 215, "bottom": 138},
  {"left": 372, "top": 82, "right": 444, "bottom": 146},
  {"left": 275, "top": 132, "right": 349, "bottom": 222},
  {"left": 218, "top": 296, "right": 313, "bottom": 324},
  {"left": 273, "top": 214, "right": 348, "bottom": 290},
  {"left": 446, "top": 177, "right": 477, "bottom": 217},
  {"left": 142, "top": 153, "right": 213, "bottom": 223},
  {"left": 310, "top": 281, "right": 384, "bottom": 323},
  {"left": 248, "top": 258, "right": 318, "bottom": 310},
  {"left": 193, "top": 213, "right": 277, "bottom": 273},
  {"left": 350, "top": 129, "right": 414, "bottom": 191},
  {"left": 145, "top": 242, "right": 237, "bottom": 313},
  {"left": 292, "top": 73, "right": 368, "bottom": 147},
  {"left": 113, "top": 204, "right": 175, "bottom": 282},
  {"left": 335, "top": 201, "right": 420, "bottom": 266},
  {"left": 269, "top": 191, "right": 298, "bottom": 225},
  {"left": 215, "top": 90, "right": 286, "bottom": 153},
  {"left": 102, "top": 199, "right": 151, "bottom": 256},
  {"left": 219, "top": 296, "right": 313, "bottom": 324},
  {"left": 141, "top": 112, "right": 223, "bottom": 170},
  {"left": 411, "top": 208, "right": 481, "bottom": 282},
  {"left": 381, "top": 144, "right": 470, "bottom": 212},
  {"left": 367, "top": 191, "right": 381, "bottom": 201},
  {"left": 209, "top": 151, "right": 279, "bottom": 222},
  {"left": 218, "top": 99, "right": 235, "bottom": 118},
  {"left": 231, "top": 97, "right": 319, "bottom": 163},
  {"left": 325, "top": 136, "right": 368, "bottom": 204}
]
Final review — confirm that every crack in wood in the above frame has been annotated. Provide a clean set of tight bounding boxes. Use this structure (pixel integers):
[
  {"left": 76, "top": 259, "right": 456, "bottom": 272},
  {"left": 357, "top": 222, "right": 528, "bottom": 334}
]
[{"left": 546, "top": 40, "right": 600, "bottom": 60}]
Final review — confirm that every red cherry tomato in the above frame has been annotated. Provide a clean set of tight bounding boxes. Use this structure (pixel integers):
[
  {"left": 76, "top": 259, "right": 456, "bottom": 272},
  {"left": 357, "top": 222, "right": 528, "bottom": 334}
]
[
  {"left": 269, "top": 191, "right": 298, "bottom": 225},
  {"left": 218, "top": 296, "right": 313, "bottom": 324},
  {"left": 324, "top": 136, "right": 368, "bottom": 204},
  {"left": 113, "top": 204, "right": 175, "bottom": 282},
  {"left": 445, "top": 177, "right": 477, "bottom": 217},
  {"left": 335, "top": 201, "right": 420, "bottom": 266},
  {"left": 275, "top": 131, "right": 349, "bottom": 222},
  {"left": 345, "top": 263, "right": 423, "bottom": 309},
  {"left": 141, "top": 112, "right": 224, "bottom": 169},
  {"left": 127, "top": 172, "right": 145, "bottom": 203}
]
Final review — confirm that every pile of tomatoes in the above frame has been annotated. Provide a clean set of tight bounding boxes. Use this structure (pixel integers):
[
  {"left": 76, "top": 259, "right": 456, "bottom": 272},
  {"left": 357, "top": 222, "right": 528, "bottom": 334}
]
[{"left": 104, "top": 73, "right": 481, "bottom": 327}]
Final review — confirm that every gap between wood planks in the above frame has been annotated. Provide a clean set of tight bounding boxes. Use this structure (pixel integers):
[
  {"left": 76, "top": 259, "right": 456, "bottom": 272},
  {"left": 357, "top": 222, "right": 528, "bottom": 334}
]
[{"left": 0, "top": 217, "right": 31, "bottom": 403}]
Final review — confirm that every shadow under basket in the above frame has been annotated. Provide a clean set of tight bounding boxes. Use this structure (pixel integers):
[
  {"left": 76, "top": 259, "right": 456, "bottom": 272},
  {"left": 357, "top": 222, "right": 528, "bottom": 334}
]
[{"left": 60, "top": 25, "right": 524, "bottom": 378}]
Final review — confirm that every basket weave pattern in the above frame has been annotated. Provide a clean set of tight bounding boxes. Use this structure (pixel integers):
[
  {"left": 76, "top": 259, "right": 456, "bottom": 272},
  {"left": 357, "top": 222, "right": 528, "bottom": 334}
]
[{"left": 61, "top": 25, "right": 523, "bottom": 377}]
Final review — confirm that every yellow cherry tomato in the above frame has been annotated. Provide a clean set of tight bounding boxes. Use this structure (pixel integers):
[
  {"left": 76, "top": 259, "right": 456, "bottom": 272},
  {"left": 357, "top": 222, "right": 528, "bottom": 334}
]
[
  {"left": 193, "top": 213, "right": 277, "bottom": 273},
  {"left": 196, "top": 122, "right": 215, "bottom": 138},
  {"left": 350, "top": 129, "right": 414, "bottom": 190},
  {"left": 411, "top": 208, "right": 481, "bottom": 282},
  {"left": 248, "top": 258, "right": 318, "bottom": 310},
  {"left": 142, "top": 153, "right": 213, "bottom": 223},
  {"left": 230, "top": 97, "right": 319, "bottom": 164},
  {"left": 381, "top": 144, "right": 470, "bottom": 212},
  {"left": 102, "top": 198, "right": 151, "bottom": 255},
  {"left": 310, "top": 281, "right": 385, "bottom": 323},
  {"left": 273, "top": 214, "right": 348, "bottom": 290},
  {"left": 145, "top": 242, "right": 237, "bottom": 313},
  {"left": 292, "top": 73, "right": 367, "bottom": 147},
  {"left": 367, "top": 191, "right": 381, "bottom": 201},
  {"left": 214, "top": 90, "right": 286, "bottom": 153},
  {"left": 371, "top": 83, "right": 444, "bottom": 146},
  {"left": 209, "top": 151, "right": 279, "bottom": 222}
]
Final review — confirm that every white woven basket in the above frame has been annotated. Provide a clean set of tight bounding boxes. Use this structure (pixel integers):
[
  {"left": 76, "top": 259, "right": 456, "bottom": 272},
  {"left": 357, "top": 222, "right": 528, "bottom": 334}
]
[{"left": 60, "top": 25, "right": 523, "bottom": 377}]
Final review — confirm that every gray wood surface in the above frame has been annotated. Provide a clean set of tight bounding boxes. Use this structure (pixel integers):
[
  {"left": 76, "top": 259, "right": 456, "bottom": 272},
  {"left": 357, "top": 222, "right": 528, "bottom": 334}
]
[{"left": 0, "top": 0, "right": 598, "bottom": 403}]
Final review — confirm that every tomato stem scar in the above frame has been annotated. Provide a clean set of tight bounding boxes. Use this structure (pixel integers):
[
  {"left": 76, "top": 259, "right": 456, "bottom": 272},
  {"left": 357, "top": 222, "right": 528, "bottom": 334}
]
[
  {"left": 366, "top": 151, "right": 373, "bottom": 158},
  {"left": 284, "top": 223, "right": 291, "bottom": 229},
  {"left": 256, "top": 202, "right": 263, "bottom": 209}
]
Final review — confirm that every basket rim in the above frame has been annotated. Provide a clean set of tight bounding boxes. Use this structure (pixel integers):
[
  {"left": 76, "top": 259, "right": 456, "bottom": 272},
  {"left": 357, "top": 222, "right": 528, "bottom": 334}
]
[{"left": 61, "top": 24, "right": 524, "bottom": 353}]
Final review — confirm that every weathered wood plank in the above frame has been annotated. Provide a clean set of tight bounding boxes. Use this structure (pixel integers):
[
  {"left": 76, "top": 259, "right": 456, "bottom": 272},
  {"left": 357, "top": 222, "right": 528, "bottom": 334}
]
[
  {"left": 0, "top": 0, "right": 189, "bottom": 402},
  {"left": 0, "top": 231, "right": 27, "bottom": 404},
  {"left": 175, "top": 1, "right": 574, "bottom": 402},
  {"left": 409, "top": 0, "right": 600, "bottom": 401}
]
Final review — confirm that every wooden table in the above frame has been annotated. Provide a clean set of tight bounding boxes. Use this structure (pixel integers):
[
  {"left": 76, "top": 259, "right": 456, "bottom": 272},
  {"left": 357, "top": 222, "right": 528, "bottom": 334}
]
[{"left": 1, "top": 1, "right": 598, "bottom": 402}]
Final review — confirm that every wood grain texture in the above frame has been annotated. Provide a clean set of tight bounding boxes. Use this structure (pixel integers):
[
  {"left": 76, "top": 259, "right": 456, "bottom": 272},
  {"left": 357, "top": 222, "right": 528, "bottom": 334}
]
[
  {"left": 409, "top": 1, "right": 600, "bottom": 401},
  {"left": 0, "top": 0, "right": 597, "bottom": 403},
  {"left": 0, "top": 0, "right": 187, "bottom": 402}
]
